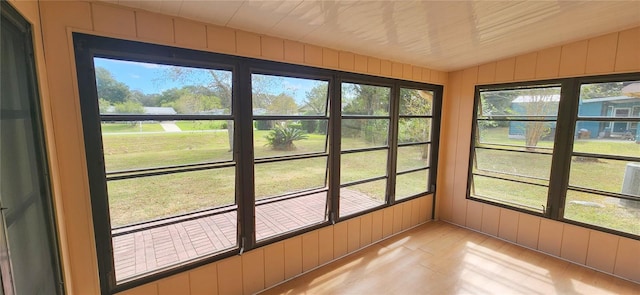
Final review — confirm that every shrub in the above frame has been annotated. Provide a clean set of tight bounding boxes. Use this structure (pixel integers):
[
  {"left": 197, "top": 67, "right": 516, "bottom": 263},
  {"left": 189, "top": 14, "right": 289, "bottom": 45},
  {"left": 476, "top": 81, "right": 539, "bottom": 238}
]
[{"left": 265, "top": 122, "right": 308, "bottom": 150}]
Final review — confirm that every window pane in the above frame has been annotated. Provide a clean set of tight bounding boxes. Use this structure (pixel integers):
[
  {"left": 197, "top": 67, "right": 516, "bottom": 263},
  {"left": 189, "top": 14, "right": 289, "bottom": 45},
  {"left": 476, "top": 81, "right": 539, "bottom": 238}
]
[
  {"left": 475, "top": 149, "right": 552, "bottom": 182},
  {"left": 341, "top": 119, "right": 389, "bottom": 149},
  {"left": 252, "top": 74, "right": 328, "bottom": 116},
  {"left": 471, "top": 175, "right": 547, "bottom": 212},
  {"left": 256, "top": 192, "right": 327, "bottom": 241},
  {"left": 107, "top": 167, "right": 236, "bottom": 227},
  {"left": 113, "top": 210, "right": 237, "bottom": 281},
  {"left": 398, "top": 118, "right": 431, "bottom": 143},
  {"left": 397, "top": 144, "right": 429, "bottom": 172},
  {"left": 255, "top": 157, "right": 327, "bottom": 200},
  {"left": 102, "top": 120, "right": 233, "bottom": 172},
  {"left": 399, "top": 88, "right": 433, "bottom": 115},
  {"left": 94, "top": 57, "right": 232, "bottom": 116},
  {"left": 578, "top": 81, "right": 640, "bottom": 118},
  {"left": 341, "top": 82, "right": 390, "bottom": 115},
  {"left": 340, "top": 180, "right": 386, "bottom": 217},
  {"left": 253, "top": 120, "right": 327, "bottom": 158},
  {"left": 569, "top": 157, "right": 640, "bottom": 195},
  {"left": 477, "top": 121, "right": 556, "bottom": 151},
  {"left": 564, "top": 190, "right": 639, "bottom": 235},
  {"left": 396, "top": 169, "right": 429, "bottom": 200},
  {"left": 341, "top": 150, "right": 388, "bottom": 183},
  {"left": 479, "top": 86, "right": 560, "bottom": 117},
  {"left": 574, "top": 121, "right": 640, "bottom": 153}
]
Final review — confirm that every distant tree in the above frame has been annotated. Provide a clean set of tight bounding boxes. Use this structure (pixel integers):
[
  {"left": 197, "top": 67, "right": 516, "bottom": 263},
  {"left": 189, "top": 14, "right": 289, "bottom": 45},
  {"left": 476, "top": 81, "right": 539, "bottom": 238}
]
[
  {"left": 164, "top": 68, "right": 234, "bottom": 151},
  {"left": 581, "top": 82, "right": 623, "bottom": 99},
  {"left": 98, "top": 98, "right": 111, "bottom": 114},
  {"left": 114, "top": 100, "right": 144, "bottom": 114},
  {"left": 172, "top": 93, "right": 221, "bottom": 114},
  {"left": 267, "top": 93, "right": 298, "bottom": 115},
  {"left": 398, "top": 89, "right": 432, "bottom": 159},
  {"left": 303, "top": 84, "right": 328, "bottom": 115},
  {"left": 95, "top": 67, "right": 130, "bottom": 104}
]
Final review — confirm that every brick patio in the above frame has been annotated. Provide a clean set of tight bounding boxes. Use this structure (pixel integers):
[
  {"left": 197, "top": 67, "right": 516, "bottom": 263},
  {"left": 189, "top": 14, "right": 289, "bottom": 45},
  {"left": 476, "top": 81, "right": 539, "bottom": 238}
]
[{"left": 112, "top": 189, "right": 383, "bottom": 281}]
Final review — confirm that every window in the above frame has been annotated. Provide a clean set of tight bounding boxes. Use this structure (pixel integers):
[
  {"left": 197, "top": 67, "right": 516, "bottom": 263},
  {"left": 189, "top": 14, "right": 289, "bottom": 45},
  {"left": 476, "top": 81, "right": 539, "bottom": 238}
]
[
  {"left": 339, "top": 82, "right": 391, "bottom": 217},
  {"left": 251, "top": 73, "right": 330, "bottom": 241},
  {"left": 73, "top": 34, "right": 442, "bottom": 293},
  {"left": 396, "top": 88, "right": 435, "bottom": 200},
  {"left": 565, "top": 80, "right": 640, "bottom": 236},
  {"left": 469, "top": 76, "right": 640, "bottom": 238},
  {"left": 94, "top": 58, "right": 237, "bottom": 282}
]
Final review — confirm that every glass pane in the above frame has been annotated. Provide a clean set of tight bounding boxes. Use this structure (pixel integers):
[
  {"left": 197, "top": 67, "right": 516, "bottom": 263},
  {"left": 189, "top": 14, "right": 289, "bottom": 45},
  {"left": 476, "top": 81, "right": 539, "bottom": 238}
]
[
  {"left": 564, "top": 190, "right": 639, "bottom": 235},
  {"left": 479, "top": 86, "right": 561, "bottom": 117},
  {"left": 578, "top": 81, "right": 640, "bottom": 118},
  {"left": 102, "top": 120, "right": 233, "bottom": 172},
  {"left": 108, "top": 167, "right": 236, "bottom": 227},
  {"left": 471, "top": 175, "right": 547, "bottom": 212},
  {"left": 477, "top": 121, "right": 556, "bottom": 151},
  {"left": 341, "top": 82, "right": 390, "bottom": 115},
  {"left": 574, "top": 121, "right": 640, "bottom": 154},
  {"left": 341, "top": 150, "right": 388, "bottom": 183},
  {"left": 253, "top": 120, "right": 328, "bottom": 158},
  {"left": 252, "top": 73, "right": 328, "bottom": 116},
  {"left": 341, "top": 119, "right": 389, "bottom": 149},
  {"left": 395, "top": 169, "right": 429, "bottom": 201},
  {"left": 397, "top": 144, "right": 429, "bottom": 172},
  {"left": 398, "top": 118, "right": 431, "bottom": 144},
  {"left": 399, "top": 88, "right": 433, "bottom": 115},
  {"left": 340, "top": 180, "right": 386, "bottom": 217},
  {"left": 256, "top": 192, "right": 327, "bottom": 241},
  {"left": 254, "top": 157, "right": 327, "bottom": 200},
  {"left": 94, "top": 57, "right": 232, "bottom": 115},
  {"left": 475, "top": 149, "right": 552, "bottom": 182},
  {"left": 569, "top": 157, "right": 640, "bottom": 196},
  {"left": 113, "top": 210, "right": 237, "bottom": 281}
]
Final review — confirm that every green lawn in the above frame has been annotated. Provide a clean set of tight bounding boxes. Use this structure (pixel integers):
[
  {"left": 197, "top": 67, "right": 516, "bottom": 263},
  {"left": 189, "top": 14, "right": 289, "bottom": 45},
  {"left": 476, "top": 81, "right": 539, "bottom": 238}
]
[
  {"left": 473, "top": 127, "right": 639, "bottom": 235},
  {"left": 105, "top": 123, "right": 431, "bottom": 227},
  {"left": 101, "top": 122, "right": 164, "bottom": 133}
]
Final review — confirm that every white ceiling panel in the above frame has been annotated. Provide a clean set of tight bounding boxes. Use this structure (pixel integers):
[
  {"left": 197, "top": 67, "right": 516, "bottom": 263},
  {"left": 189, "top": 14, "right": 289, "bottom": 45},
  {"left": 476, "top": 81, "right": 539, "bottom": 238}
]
[{"left": 103, "top": 0, "right": 640, "bottom": 71}]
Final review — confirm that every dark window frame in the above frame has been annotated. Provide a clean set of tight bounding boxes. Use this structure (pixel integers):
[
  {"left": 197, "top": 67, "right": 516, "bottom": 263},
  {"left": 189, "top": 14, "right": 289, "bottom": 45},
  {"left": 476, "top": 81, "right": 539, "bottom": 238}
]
[
  {"left": 72, "top": 33, "right": 442, "bottom": 294},
  {"left": 467, "top": 73, "right": 640, "bottom": 241}
]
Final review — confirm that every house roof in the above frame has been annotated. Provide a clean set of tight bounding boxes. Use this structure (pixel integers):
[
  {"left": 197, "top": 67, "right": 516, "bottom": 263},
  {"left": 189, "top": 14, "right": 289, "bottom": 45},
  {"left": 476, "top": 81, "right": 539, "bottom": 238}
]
[
  {"left": 582, "top": 96, "right": 640, "bottom": 104},
  {"left": 512, "top": 94, "right": 561, "bottom": 103}
]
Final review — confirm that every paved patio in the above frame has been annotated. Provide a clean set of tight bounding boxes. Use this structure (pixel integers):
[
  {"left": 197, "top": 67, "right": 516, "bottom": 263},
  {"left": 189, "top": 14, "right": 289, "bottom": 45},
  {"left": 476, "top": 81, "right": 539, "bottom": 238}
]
[{"left": 112, "top": 189, "right": 383, "bottom": 281}]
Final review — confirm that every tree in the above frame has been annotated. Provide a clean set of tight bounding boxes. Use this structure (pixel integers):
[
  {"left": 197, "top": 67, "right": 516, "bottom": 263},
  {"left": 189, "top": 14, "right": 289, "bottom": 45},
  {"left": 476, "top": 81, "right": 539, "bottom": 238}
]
[
  {"left": 303, "top": 85, "right": 328, "bottom": 115},
  {"left": 267, "top": 93, "right": 298, "bottom": 115},
  {"left": 518, "top": 89, "right": 558, "bottom": 150},
  {"left": 171, "top": 93, "right": 221, "bottom": 114},
  {"left": 581, "top": 82, "right": 623, "bottom": 99},
  {"left": 398, "top": 89, "right": 432, "bottom": 159},
  {"left": 98, "top": 98, "right": 111, "bottom": 114},
  {"left": 165, "top": 67, "right": 234, "bottom": 151},
  {"left": 114, "top": 100, "right": 144, "bottom": 114},
  {"left": 95, "top": 67, "right": 131, "bottom": 104}
]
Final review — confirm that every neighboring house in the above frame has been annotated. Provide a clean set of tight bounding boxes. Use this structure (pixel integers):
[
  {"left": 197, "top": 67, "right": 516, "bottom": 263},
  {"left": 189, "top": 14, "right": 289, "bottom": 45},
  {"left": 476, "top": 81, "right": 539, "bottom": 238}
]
[
  {"left": 508, "top": 94, "right": 640, "bottom": 141},
  {"left": 576, "top": 95, "right": 640, "bottom": 139},
  {"left": 104, "top": 106, "right": 178, "bottom": 115}
]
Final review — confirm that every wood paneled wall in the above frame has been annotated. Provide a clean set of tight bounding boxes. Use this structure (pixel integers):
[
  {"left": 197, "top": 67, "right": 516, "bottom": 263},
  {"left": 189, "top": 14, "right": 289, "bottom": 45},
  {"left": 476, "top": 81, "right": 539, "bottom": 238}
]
[{"left": 437, "top": 26, "right": 640, "bottom": 283}]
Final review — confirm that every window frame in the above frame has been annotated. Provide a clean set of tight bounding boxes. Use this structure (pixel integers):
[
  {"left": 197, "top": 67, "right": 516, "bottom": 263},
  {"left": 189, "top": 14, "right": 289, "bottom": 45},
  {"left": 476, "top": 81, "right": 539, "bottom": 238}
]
[
  {"left": 73, "top": 33, "right": 442, "bottom": 293},
  {"left": 467, "top": 73, "right": 640, "bottom": 241}
]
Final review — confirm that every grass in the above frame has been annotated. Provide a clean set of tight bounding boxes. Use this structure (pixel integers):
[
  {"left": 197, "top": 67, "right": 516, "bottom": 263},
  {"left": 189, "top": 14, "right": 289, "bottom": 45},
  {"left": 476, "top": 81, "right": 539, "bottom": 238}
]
[
  {"left": 473, "top": 127, "right": 639, "bottom": 235},
  {"left": 104, "top": 123, "right": 430, "bottom": 226},
  {"left": 101, "top": 122, "right": 164, "bottom": 133}
]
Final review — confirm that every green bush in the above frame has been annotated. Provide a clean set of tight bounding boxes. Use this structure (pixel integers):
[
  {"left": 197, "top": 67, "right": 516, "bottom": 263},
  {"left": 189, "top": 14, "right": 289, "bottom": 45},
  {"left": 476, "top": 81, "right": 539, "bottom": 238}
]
[{"left": 265, "top": 123, "right": 308, "bottom": 150}]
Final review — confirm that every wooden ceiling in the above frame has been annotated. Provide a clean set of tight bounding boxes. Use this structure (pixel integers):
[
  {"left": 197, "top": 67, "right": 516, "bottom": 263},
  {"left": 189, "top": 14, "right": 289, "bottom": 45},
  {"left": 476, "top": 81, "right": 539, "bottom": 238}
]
[{"left": 103, "top": 1, "right": 640, "bottom": 71}]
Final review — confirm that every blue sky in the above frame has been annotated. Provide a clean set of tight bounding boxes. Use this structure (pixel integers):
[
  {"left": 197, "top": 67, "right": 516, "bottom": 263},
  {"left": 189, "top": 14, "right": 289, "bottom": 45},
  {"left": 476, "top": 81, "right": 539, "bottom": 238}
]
[{"left": 93, "top": 57, "right": 323, "bottom": 104}]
